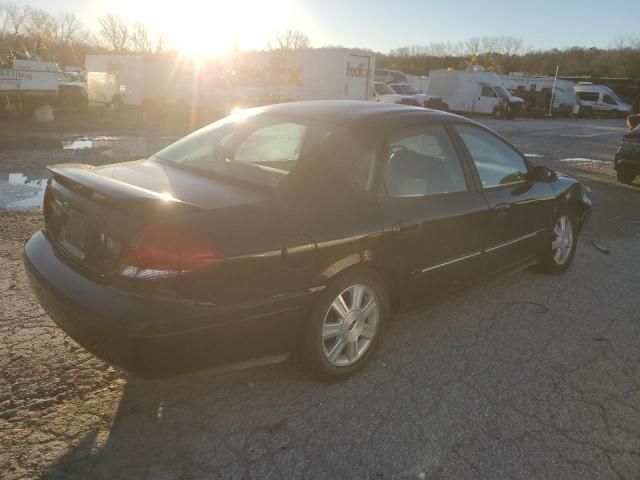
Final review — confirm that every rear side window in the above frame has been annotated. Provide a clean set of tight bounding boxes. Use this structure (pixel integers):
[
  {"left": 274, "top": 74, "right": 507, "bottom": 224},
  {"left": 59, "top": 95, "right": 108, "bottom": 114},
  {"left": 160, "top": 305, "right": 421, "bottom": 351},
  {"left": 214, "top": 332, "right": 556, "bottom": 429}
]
[
  {"left": 454, "top": 124, "right": 528, "bottom": 188},
  {"left": 577, "top": 91, "right": 599, "bottom": 102},
  {"left": 153, "top": 115, "right": 309, "bottom": 187},
  {"left": 234, "top": 122, "right": 307, "bottom": 173},
  {"left": 383, "top": 124, "right": 467, "bottom": 197}
]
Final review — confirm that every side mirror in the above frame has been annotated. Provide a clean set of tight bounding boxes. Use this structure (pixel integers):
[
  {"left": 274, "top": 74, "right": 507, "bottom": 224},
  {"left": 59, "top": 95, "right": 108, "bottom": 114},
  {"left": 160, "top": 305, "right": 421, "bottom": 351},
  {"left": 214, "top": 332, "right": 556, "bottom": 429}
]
[{"left": 530, "top": 165, "right": 557, "bottom": 183}]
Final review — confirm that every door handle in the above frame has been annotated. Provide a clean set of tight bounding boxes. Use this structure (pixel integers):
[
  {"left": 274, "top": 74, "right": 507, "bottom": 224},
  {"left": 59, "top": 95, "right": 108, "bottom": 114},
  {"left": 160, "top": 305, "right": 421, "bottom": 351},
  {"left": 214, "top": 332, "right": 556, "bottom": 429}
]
[
  {"left": 391, "top": 222, "right": 420, "bottom": 235},
  {"left": 493, "top": 203, "right": 511, "bottom": 216}
]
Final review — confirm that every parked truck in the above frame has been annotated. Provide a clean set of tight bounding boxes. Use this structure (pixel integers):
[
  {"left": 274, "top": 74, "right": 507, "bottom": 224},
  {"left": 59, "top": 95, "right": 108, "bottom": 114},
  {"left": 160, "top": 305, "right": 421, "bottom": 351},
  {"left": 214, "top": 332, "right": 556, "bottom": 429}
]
[
  {"left": 501, "top": 74, "right": 580, "bottom": 117},
  {"left": 0, "top": 55, "right": 59, "bottom": 114},
  {"left": 86, "top": 49, "right": 376, "bottom": 114},
  {"left": 427, "top": 68, "right": 524, "bottom": 119}
]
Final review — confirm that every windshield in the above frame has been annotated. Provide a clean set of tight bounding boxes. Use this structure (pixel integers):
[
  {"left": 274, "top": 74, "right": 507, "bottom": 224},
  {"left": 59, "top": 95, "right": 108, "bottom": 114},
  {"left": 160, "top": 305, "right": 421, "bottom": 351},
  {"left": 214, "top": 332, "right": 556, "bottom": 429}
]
[
  {"left": 374, "top": 83, "right": 394, "bottom": 95},
  {"left": 153, "top": 113, "right": 311, "bottom": 188},
  {"left": 495, "top": 86, "right": 510, "bottom": 98}
]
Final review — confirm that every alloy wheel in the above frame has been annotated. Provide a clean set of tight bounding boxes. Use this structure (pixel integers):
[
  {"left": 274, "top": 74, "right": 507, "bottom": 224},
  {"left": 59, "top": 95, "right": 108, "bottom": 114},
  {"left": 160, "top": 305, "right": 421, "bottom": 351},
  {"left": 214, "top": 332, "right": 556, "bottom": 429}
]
[
  {"left": 321, "top": 284, "right": 379, "bottom": 367},
  {"left": 551, "top": 215, "right": 574, "bottom": 266}
]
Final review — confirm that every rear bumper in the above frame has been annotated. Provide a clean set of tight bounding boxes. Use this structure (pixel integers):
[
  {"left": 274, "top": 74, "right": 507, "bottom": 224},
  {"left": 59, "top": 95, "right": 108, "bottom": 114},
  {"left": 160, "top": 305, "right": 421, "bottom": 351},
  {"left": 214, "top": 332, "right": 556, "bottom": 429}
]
[{"left": 24, "top": 231, "right": 315, "bottom": 378}]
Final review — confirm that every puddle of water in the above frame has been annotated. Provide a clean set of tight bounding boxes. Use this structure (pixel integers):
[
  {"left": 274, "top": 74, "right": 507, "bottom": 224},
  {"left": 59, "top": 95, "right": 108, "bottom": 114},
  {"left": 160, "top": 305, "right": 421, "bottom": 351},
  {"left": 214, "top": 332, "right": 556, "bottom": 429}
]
[
  {"left": 1, "top": 134, "right": 176, "bottom": 157},
  {"left": 0, "top": 136, "right": 176, "bottom": 209},
  {"left": 0, "top": 172, "right": 48, "bottom": 209},
  {"left": 61, "top": 135, "right": 173, "bottom": 158}
]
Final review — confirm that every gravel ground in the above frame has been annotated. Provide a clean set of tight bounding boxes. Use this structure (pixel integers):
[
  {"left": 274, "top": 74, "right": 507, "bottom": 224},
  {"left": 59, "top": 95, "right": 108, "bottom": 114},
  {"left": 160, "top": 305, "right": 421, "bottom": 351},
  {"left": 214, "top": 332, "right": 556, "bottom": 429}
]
[{"left": 1, "top": 117, "right": 639, "bottom": 479}]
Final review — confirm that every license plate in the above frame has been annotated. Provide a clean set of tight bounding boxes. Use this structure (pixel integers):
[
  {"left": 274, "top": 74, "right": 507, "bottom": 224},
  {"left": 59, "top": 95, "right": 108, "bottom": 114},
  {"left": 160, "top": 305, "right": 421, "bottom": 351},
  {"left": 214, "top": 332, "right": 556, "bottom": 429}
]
[{"left": 58, "top": 211, "right": 88, "bottom": 260}]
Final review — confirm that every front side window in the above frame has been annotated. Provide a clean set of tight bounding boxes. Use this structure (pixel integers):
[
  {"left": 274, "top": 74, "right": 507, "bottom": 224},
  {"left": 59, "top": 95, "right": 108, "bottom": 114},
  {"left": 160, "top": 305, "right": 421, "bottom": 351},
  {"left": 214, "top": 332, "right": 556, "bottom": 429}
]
[
  {"left": 390, "top": 85, "right": 405, "bottom": 94},
  {"left": 454, "top": 124, "right": 528, "bottom": 188},
  {"left": 603, "top": 94, "right": 618, "bottom": 105},
  {"left": 153, "top": 114, "right": 308, "bottom": 187},
  {"left": 383, "top": 124, "right": 467, "bottom": 197},
  {"left": 481, "top": 86, "right": 497, "bottom": 98}
]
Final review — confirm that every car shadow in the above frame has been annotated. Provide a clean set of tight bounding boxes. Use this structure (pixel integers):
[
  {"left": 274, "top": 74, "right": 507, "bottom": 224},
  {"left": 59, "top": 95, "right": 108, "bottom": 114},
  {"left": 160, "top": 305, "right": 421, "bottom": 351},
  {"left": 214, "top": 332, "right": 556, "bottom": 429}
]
[{"left": 40, "top": 360, "right": 324, "bottom": 479}]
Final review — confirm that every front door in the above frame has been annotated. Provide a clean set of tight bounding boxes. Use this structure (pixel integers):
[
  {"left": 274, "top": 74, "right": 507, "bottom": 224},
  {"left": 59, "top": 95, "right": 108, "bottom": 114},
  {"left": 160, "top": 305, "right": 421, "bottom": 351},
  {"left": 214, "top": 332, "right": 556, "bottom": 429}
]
[
  {"left": 452, "top": 123, "right": 555, "bottom": 269},
  {"left": 377, "top": 123, "right": 492, "bottom": 303},
  {"left": 474, "top": 85, "right": 498, "bottom": 114}
]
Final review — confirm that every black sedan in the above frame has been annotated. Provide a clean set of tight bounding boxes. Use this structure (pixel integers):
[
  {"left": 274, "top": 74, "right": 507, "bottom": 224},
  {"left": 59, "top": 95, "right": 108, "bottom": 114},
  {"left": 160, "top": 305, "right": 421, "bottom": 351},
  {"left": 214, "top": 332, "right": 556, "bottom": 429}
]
[
  {"left": 615, "top": 116, "right": 640, "bottom": 184},
  {"left": 24, "top": 101, "right": 592, "bottom": 380}
]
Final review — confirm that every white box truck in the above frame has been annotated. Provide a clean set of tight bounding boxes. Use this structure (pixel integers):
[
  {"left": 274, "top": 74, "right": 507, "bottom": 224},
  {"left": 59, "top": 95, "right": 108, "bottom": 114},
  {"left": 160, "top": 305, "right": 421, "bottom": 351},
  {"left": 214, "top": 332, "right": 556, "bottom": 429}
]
[
  {"left": 87, "top": 49, "right": 375, "bottom": 114},
  {"left": 427, "top": 68, "right": 524, "bottom": 119},
  {"left": 501, "top": 74, "right": 580, "bottom": 116}
]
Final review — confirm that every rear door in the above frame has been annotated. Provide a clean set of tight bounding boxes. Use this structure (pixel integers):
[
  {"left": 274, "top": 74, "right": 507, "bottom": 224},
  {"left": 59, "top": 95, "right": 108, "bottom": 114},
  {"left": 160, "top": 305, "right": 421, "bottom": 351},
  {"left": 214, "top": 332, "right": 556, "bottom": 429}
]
[
  {"left": 451, "top": 123, "right": 555, "bottom": 269},
  {"left": 346, "top": 54, "right": 372, "bottom": 100},
  {"left": 377, "top": 123, "right": 492, "bottom": 302}
]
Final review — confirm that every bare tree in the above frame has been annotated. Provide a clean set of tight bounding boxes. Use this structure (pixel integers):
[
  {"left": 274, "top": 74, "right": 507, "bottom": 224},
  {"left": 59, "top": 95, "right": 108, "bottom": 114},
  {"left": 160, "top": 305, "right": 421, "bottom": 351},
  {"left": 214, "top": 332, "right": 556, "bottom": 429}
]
[
  {"left": 98, "top": 14, "right": 130, "bottom": 51},
  {"left": 465, "top": 37, "right": 481, "bottom": 57},
  {"left": 499, "top": 36, "right": 525, "bottom": 56},
  {"left": 131, "top": 21, "right": 151, "bottom": 53},
  {"left": 57, "top": 12, "right": 82, "bottom": 47},
  {"left": 23, "top": 7, "right": 58, "bottom": 53},
  {"left": 270, "top": 29, "right": 310, "bottom": 50},
  {"left": 5, "top": 2, "right": 25, "bottom": 40},
  {"left": 0, "top": 3, "right": 9, "bottom": 43},
  {"left": 479, "top": 37, "right": 497, "bottom": 54},
  {"left": 153, "top": 32, "right": 167, "bottom": 55}
]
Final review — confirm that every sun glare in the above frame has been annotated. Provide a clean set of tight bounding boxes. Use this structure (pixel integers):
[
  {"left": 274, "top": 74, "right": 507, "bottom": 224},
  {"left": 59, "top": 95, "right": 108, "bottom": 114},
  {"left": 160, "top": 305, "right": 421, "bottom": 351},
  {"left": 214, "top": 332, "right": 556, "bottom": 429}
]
[{"left": 145, "top": 0, "right": 299, "bottom": 57}]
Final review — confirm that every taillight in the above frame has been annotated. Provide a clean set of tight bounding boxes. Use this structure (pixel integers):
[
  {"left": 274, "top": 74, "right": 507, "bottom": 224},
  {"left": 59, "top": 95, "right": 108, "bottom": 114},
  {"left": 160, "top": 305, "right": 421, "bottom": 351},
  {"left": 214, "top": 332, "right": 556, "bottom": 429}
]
[{"left": 118, "top": 223, "right": 223, "bottom": 279}]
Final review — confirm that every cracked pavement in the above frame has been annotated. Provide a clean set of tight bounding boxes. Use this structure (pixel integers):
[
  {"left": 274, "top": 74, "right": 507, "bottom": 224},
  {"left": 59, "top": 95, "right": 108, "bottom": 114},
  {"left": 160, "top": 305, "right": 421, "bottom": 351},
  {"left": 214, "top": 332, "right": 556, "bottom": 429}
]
[{"left": 1, "top": 118, "right": 639, "bottom": 479}]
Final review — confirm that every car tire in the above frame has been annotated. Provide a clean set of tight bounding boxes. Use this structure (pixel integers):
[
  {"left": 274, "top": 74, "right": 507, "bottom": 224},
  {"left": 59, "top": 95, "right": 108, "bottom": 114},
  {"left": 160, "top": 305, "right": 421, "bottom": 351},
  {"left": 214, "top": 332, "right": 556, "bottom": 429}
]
[
  {"left": 302, "top": 269, "right": 389, "bottom": 381},
  {"left": 617, "top": 169, "right": 636, "bottom": 185},
  {"left": 540, "top": 212, "right": 577, "bottom": 274}
]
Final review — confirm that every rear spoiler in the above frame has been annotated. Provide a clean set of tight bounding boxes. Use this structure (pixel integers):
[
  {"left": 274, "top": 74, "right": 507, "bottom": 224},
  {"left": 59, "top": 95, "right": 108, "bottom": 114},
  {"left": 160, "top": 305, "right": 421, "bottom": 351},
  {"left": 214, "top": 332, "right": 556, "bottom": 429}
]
[{"left": 47, "top": 164, "right": 201, "bottom": 214}]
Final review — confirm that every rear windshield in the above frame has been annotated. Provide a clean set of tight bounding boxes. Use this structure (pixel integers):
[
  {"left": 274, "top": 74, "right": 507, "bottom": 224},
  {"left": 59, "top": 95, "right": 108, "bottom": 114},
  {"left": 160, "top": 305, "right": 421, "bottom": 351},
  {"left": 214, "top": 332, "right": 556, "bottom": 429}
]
[{"left": 153, "top": 113, "right": 310, "bottom": 188}]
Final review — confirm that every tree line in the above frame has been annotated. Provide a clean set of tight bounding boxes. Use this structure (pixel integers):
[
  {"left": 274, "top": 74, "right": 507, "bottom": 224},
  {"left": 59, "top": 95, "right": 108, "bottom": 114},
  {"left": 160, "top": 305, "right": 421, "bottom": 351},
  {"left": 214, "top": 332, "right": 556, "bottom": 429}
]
[
  {"left": 0, "top": 3, "right": 167, "bottom": 66},
  {"left": 1, "top": 3, "right": 639, "bottom": 79},
  {"left": 378, "top": 36, "right": 640, "bottom": 78}
]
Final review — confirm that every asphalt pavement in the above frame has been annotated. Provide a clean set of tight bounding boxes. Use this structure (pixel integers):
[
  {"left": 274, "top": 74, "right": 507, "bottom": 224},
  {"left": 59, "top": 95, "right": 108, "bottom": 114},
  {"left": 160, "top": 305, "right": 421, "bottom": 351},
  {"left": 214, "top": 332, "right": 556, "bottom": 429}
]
[{"left": 1, "top": 117, "right": 639, "bottom": 479}]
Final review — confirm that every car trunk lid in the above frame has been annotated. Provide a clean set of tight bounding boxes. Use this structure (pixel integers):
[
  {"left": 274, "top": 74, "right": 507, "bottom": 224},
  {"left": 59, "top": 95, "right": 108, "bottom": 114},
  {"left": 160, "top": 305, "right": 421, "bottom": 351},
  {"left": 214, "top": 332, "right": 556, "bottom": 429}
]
[{"left": 44, "top": 160, "right": 270, "bottom": 279}]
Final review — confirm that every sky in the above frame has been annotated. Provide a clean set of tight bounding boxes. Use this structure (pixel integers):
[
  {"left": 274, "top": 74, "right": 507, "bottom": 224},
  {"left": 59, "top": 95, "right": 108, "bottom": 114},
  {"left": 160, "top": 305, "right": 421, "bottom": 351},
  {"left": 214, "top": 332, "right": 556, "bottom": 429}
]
[{"left": 14, "top": 0, "right": 640, "bottom": 55}]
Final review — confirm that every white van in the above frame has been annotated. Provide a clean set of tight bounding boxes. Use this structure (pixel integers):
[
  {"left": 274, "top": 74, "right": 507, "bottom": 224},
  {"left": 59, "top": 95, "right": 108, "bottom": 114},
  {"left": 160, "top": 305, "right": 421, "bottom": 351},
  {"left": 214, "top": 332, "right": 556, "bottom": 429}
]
[
  {"left": 374, "top": 69, "right": 408, "bottom": 84},
  {"left": 428, "top": 69, "right": 524, "bottom": 119},
  {"left": 575, "top": 83, "right": 631, "bottom": 118},
  {"left": 372, "top": 82, "right": 419, "bottom": 106}
]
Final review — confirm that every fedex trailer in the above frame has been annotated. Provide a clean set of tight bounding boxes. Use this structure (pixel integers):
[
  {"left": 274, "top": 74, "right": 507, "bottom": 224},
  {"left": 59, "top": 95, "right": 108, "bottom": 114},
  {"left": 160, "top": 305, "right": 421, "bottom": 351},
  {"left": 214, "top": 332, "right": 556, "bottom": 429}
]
[{"left": 228, "top": 48, "right": 375, "bottom": 104}]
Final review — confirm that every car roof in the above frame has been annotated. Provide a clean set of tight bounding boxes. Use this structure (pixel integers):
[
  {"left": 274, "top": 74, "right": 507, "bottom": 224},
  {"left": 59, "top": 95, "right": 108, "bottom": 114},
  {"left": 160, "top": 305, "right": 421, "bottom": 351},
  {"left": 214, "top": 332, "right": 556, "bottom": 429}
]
[{"left": 251, "top": 100, "right": 465, "bottom": 129}]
